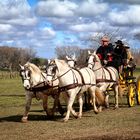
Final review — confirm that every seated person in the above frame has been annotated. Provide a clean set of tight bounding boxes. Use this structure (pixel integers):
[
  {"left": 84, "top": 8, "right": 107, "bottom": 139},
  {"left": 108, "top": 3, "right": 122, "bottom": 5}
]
[
  {"left": 96, "top": 36, "right": 114, "bottom": 66},
  {"left": 113, "top": 40, "right": 127, "bottom": 73},
  {"left": 124, "top": 45, "right": 136, "bottom": 77}
]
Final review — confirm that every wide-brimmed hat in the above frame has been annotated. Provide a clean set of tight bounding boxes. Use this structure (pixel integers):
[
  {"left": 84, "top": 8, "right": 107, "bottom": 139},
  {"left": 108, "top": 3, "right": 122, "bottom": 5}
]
[
  {"left": 101, "top": 36, "right": 109, "bottom": 42},
  {"left": 115, "top": 40, "right": 123, "bottom": 45}
]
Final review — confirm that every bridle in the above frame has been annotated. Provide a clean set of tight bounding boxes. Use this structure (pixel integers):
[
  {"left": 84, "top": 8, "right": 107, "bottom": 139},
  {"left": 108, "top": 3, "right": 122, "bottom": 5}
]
[
  {"left": 88, "top": 55, "right": 103, "bottom": 72},
  {"left": 20, "top": 66, "right": 48, "bottom": 90},
  {"left": 67, "top": 59, "right": 77, "bottom": 67},
  {"left": 20, "top": 69, "right": 31, "bottom": 82}
]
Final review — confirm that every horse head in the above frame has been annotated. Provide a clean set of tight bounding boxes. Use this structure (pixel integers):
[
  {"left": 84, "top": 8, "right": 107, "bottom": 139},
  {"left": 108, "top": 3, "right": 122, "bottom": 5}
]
[
  {"left": 46, "top": 59, "right": 57, "bottom": 81},
  {"left": 19, "top": 63, "right": 32, "bottom": 89},
  {"left": 66, "top": 54, "right": 77, "bottom": 67},
  {"left": 87, "top": 50, "right": 101, "bottom": 70},
  {"left": 19, "top": 62, "right": 47, "bottom": 90}
]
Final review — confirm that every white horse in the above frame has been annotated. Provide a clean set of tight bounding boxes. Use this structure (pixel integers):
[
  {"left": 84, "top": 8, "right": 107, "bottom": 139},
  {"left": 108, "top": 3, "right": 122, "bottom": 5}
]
[
  {"left": 66, "top": 54, "right": 76, "bottom": 67},
  {"left": 48, "top": 59, "right": 104, "bottom": 122},
  {"left": 19, "top": 62, "right": 64, "bottom": 122},
  {"left": 88, "top": 51, "right": 119, "bottom": 108}
]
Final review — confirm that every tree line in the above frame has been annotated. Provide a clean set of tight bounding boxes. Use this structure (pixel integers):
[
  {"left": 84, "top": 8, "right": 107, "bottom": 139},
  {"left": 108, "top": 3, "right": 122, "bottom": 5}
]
[
  {"left": 0, "top": 44, "right": 140, "bottom": 72},
  {"left": 0, "top": 46, "right": 36, "bottom": 71},
  {"left": 55, "top": 46, "right": 140, "bottom": 67}
]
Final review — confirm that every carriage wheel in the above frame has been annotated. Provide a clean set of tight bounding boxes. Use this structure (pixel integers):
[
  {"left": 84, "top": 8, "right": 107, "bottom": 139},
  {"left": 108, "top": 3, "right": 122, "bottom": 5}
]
[
  {"left": 127, "top": 84, "right": 135, "bottom": 107},
  {"left": 136, "top": 76, "right": 140, "bottom": 105}
]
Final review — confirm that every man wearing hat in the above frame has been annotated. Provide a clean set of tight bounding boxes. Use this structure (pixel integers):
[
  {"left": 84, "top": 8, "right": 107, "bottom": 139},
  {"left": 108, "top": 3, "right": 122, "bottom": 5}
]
[
  {"left": 96, "top": 36, "right": 114, "bottom": 66},
  {"left": 113, "top": 40, "right": 127, "bottom": 73}
]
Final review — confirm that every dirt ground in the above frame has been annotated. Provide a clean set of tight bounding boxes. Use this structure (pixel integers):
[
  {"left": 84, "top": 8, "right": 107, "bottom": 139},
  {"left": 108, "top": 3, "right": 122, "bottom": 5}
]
[{"left": 0, "top": 103, "right": 140, "bottom": 140}]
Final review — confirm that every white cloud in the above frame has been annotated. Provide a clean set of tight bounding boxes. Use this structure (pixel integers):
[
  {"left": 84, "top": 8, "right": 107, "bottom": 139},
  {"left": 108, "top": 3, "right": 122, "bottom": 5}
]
[
  {"left": 6, "top": 17, "right": 38, "bottom": 26},
  {"left": 70, "top": 22, "right": 99, "bottom": 32},
  {"left": 0, "top": 0, "right": 31, "bottom": 19},
  {"left": 0, "top": 24, "right": 14, "bottom": 33},
  {"left": 109, "top": 5, "right": 140, "bottom": 25},
  {"left": 36, "top": 0, "right": 108, "bottom": 18},
  {"left": 102, "top": 0, "right": 140, "bottom": 5},
  {"left": 76, "top": 0, "right": 108, "bottom": 17},
  {"left": 41, "top": 27, "right": 56, "bottom": 37},
  {"left": 35, "top": 0, "right": 77, "bottom": 17}
]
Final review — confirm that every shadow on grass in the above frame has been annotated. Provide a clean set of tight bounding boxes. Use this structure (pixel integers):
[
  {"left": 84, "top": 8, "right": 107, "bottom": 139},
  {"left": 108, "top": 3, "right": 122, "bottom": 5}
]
[{"left": 0, "top": 114, "right": 64, "bottom": 122}]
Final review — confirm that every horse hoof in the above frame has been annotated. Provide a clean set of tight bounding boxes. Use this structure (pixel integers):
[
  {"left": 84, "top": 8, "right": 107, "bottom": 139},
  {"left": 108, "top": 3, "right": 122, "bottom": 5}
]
[
  {"left": 63, "top": 118, "right": 68, "bottom": 122},
  {"left": 21, "top": 117, "right": 28, "bottom": 123},
  {"left": 98, "top": 108, "right": 102, "bottom": 112},
  {"left": 78, "top": 115, "right": 82, "bottom": 119},
  {"left": 94, "top": 110, "right": 99, "bottom": 114},
  {"left": 114, "top": 106, "right": 119, "bottom": 110}
]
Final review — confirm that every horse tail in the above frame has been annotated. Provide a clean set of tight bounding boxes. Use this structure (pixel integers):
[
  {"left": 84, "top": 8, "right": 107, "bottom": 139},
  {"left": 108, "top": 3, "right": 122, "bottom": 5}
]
[{"left": 95, "top": 87, "right": 105, "bottom": 105}]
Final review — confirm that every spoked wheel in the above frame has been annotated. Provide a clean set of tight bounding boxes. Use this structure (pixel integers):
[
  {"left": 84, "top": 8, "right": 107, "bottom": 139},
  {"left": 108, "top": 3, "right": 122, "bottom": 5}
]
[
  {"left": 136, "top": 76, "right": 140, "bottom": 105},
  {"left": 127, "top": 84, "right": 135, "bottom": 107}
]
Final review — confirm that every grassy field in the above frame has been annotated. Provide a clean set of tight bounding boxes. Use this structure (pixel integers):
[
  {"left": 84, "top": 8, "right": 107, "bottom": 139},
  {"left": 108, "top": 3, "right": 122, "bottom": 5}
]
[{"left": 0, "top": 69, "right": 140, "bottom": 140}]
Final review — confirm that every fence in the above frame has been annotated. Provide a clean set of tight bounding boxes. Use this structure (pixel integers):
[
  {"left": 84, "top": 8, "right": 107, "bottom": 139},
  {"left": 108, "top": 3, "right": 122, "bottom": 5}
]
[{"left": 0, "top": 71, "right": 19, "bottom": 79}]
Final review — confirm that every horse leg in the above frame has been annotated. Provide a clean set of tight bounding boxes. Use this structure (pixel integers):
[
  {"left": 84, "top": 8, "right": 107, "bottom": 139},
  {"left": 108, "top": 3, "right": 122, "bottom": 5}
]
[
  {"left": 52, "top": 92, "right": 65, "bottom": 116},
  {"left": 63, "top": 92, "right": 77, "bottom": 122},
  {"left": 99, "top": 86, "right": 109, "bottom": 108},
  {"left": 89, "top": 87, "right": 99, "bottom": 114},
  {"left": 21, "top": 92, "right": 33, "bottom": 123},
  {"left": 105, "top": 94, "right": 109, "bottom": 108},
  {"left": 113, "top": 85, "right": 119, "bottom": 109},
  {"left": 42, "top": 94, "right": 52, "bottom": 117},
  {"left": 57, "top": 98, "right": 65, "bottom": 116},
  {"left": 77, "top": 93, "right": 83, "bottom": 118}
]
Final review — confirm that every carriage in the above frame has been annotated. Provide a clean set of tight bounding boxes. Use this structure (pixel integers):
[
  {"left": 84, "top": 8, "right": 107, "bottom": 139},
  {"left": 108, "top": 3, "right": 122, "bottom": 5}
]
[
  {"left": 19, "top": 52, "right": 140, "bottom": 122},
  {"left": 118, "top": 66, "right": 140, "bottom": 107},
  {"left": 87, "top": 50, "right": 140, "bottom": 108}
]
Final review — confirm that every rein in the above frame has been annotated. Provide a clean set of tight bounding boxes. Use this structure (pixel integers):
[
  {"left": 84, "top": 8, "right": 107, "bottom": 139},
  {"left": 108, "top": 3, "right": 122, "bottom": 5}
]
[
  {"left": 55, "top": 67, "right": 96, "bottom": 92},
  {"left": 88, "top": 59, "right": 117, "bottom": 84}
]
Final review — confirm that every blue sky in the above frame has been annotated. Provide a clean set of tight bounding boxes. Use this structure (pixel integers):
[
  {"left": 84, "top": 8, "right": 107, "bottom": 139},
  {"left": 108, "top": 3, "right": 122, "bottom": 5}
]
[{"left": 0, "top": 0, "right": 140, "bottom": 59}]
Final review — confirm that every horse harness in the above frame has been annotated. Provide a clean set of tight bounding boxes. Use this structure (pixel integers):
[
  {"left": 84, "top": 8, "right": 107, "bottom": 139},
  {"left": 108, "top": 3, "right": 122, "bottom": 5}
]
[
  {"left": 20, "top": 67, "right": 59, "bottom": 99},
  {"left": 88, "top": 59, "right": 118, "bottom": 84},
  {"left": 96, "top": 67, "right": 117, "bottom": 84},
  {"left": 57, "top": 67, "right": 96, "bottom": 92}
]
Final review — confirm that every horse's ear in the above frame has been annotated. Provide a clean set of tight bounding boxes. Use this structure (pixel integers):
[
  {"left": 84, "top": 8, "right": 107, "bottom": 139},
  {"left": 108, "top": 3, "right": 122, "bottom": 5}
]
[
  {"left": 48, "top": 59, "right": 51, "bottom": 65},
  {"left": 88, "top": 50, "right": 91, "bottom": 55},
  {"left": 93, "top": 50, "right": 96, "bottom": 55},
  {"left": 66, "top": 55, "right": 70, "bottom": 60},
  {"left": 72, "top": 53, "right": 76, "bottom": 60},
  {"left": 19, "top": 64, "right": 24, "bottom": 70}
]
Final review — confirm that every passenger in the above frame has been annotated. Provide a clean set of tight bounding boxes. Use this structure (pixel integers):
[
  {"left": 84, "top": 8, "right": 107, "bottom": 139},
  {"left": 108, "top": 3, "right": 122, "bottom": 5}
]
[
  {"left": 113, "top": 40, "right": 127, "bottom": 73},
  {"left": 96, "top": 36, "right": 114, "bottom": 66},
  {"left": 124, "top": 45, "right": 136, "bottom": 77}
]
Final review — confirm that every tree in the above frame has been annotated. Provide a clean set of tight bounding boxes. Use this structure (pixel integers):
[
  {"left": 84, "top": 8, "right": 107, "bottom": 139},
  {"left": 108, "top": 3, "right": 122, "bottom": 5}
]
[{"left": 0, "top": 46, "right": 36, "bottom": 71}]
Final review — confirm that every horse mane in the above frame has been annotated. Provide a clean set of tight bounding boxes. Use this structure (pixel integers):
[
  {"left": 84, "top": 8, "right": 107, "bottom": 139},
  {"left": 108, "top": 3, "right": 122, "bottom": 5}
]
[
  {"left": 55, "top": 59, "right": 70, "bottom": 72},
  {"left": 56, "top": 59, "right": 69, "bottom": 67},
  {"left": 24, "top": 62, "right": 41, "bottom": 74},
  {"left": 92, "top": 53, "right": 101, "bottom": 63}
]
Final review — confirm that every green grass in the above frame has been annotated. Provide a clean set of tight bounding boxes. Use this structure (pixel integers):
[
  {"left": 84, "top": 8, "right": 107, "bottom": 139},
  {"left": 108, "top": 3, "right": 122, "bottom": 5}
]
[
  {"left": 0, "top": 78, "right": 24, "bottom": 95},
  {"left": 0, "top": 70, "right": 140, "bottom": 140}
]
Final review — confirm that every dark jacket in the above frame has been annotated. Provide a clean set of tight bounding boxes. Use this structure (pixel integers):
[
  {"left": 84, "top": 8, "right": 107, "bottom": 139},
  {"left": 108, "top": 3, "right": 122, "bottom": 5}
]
[
  {"left": 113, "top": 45, "right": 127, "bottom": 66},
  {"left": 96, "top": 43, "right": 114, "bottom": 65}
]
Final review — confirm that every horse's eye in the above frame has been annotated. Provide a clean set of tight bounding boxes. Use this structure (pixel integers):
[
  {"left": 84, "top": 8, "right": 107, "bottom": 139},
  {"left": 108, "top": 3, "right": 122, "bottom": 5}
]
[{"left": 52, "top": 66, "right": 57, "bottom": 74}]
